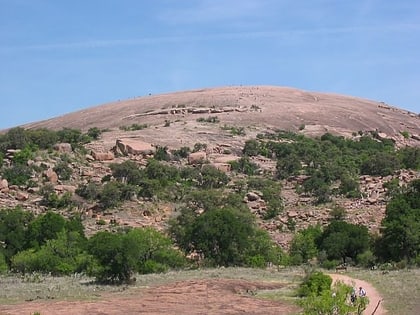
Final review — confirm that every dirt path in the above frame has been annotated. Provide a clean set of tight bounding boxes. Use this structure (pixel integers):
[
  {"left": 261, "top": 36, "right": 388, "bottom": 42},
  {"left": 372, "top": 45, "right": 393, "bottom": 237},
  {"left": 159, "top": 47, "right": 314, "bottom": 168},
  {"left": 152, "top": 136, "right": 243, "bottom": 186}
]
[{"left": 329, "top": 273, "right": 386, "bottom": 315}]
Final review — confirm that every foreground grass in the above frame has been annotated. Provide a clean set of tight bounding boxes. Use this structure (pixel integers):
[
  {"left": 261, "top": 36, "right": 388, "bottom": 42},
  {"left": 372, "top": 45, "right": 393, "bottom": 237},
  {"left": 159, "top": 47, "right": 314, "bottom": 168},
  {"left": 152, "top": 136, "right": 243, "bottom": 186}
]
[
  {"left": 2, "top": 267, "right": 418, "bottom": 314},
  {"left": 350, "top": 268, "right": 420, "bottom": 315},
  {"left": 0, "top": 267, "right": 304, "bottom": 306}
]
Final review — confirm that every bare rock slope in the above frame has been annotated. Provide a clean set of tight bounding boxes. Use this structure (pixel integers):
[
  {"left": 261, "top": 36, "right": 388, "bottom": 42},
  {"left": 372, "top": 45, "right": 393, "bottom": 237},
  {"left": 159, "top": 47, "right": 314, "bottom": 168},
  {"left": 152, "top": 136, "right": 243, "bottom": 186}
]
[{"left": 23, "top": 86, "right": 420, "bottom": 150}]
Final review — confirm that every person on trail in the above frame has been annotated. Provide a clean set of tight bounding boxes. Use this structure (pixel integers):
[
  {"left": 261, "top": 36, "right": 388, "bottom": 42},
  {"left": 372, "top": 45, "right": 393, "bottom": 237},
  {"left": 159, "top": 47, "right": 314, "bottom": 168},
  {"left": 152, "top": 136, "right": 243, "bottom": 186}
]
[
  {"left": 350, "top": 287, "right": 357, "bottom": 304},
  {"left": 358, "top": 286, "right": 366, "bottom": 297}
]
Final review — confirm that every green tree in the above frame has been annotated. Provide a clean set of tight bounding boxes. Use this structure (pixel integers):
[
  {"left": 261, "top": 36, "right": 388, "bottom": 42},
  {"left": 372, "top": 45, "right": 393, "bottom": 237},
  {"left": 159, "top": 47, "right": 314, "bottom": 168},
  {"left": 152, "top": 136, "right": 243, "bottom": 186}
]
[
  {"left": 0, "top": 207, "right": 34, "bottom": 264},
  {"left": 12, "top": 230, "right": 90, "bottom": 275},
  {"left": 4, "top": 127, "right": 28, "bottom": 150},
  {"left": 318, "top": 221, "right": 370, "bottom": 263},
  {"left": 110, "top": 160, "right": 143, "bottom": 184},
  {"left": 26, "top": 211, "right": 67, "bottom": 249},
  {"left": 26, "top": 128, "right": 58, "bottom": 149},
  {"left": 39, "top": 184, "right": 73, "bottom": 209},
  {"left": 1, "top": 163, "right": 33, "bottom": 186},
  {"left": 87, "top": 127, "right": 102, "bottom": 140},
  {"left": 154, "top": 146, "right": 170, "bottom": 161},
  {"left": 53, "top": 160, "right": 73, "bottom": 180},
  {"left": 184, "top": 207, "right": 265, "bottom": 266},
  {"left": 198, "top": 165, "right": 229, "bottom": 189},
  {"left": 12, "top": 145, "right": 36, "bottom": 165},
  {"left": 289, "top": 225, "right": 322, "bottom": 264},
  {"left": 88, "top": 231, "right": 128, "bottom": 282},
  {"left": 376, "top": 179, "right": 420, "bottom": 262},
  {"left": 360, "top": 152, "right": 400, "bottom": 176},
  {"left": 276, "top": 154, "right": 302, "bottom": 179},
  {"left": 76, "top": 182, "right": 101, "bottom": 200},
  {"left": 88, "top": 228, "right": 185, "bottom": 283},
  {"left": 230, "top": 157, "right": 259, "bottom": 175},
  {"left": 123, "top": 228, "right": 186, "bottom": 274},
  {"left": 99, "top": 181, "right": 123, "bottom": 209},
  {"left": 243, "top": 139, "right": 260, "bottom": 156}
]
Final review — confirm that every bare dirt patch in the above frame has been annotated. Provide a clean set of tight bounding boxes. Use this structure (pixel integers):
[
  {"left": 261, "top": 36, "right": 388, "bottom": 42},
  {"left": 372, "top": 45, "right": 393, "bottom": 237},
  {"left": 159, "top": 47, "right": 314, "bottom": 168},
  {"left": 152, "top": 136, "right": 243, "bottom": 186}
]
[{"left": 0, "top": 279, "right": 299, "bottom": 315}]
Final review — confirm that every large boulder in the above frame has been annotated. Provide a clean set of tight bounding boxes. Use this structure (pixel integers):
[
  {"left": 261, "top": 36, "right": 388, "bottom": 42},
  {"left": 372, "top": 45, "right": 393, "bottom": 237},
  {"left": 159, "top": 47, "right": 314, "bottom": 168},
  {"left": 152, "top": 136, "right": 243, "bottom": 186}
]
[
  {"left": 53, "top": 143, "right": 72, "bottom": 153},
  {"left": 116, "top": 139, "right": 155, "bottom": 156},
  {"left": 54, "top": 185, "right": 77, "bottom": 193},
  {"left": 0, "top": 178, "right": 9, "bottom": 192},
  {"left": 45, "top": 168, "right": 58, "bottom": 184},
  {"left": 91, "top": 150, "right": 115, "bottom": 161},
  {"left": 188, "top": 151, "right": 207, "bottom": 165},
  {"left": 211, "top": 162, "right": 231, "bottom": 173}
]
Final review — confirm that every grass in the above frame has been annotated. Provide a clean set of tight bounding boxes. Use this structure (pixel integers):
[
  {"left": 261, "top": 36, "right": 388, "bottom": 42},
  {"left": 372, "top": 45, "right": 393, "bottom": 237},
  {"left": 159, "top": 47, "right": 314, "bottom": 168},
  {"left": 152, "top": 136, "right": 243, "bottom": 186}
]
[
  {"left": 349, "top": 268, "right": 420, "bottom": 315},
  {"left": 0, "top": 267, "right": 304, "bottom": 306},
  {"left": 1, "top": 267, "right": 419, "bottom": 314}
]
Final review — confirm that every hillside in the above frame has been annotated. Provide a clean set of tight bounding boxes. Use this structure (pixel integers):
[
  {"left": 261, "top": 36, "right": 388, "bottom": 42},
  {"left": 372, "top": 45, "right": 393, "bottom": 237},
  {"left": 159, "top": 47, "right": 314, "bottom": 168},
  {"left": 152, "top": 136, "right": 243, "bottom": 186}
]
[
  {"left": 1, "top": 85, "right": 420, "bottom": 250},
  {"left": 22, "top": 86, "right": 420, "bottom": 151}
]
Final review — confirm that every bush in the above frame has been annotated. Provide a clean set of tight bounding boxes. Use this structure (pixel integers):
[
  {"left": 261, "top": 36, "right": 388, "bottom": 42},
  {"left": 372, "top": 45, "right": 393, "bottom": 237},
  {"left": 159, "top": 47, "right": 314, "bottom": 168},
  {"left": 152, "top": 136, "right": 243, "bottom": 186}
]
[
  {"left": 1, "top": 164, "right": 33, "bottom": 186},
  {"left": 88, "top": 228, "right": 185, "bottom": 283},
  {"left": 298, "top": 271, "right": 332, "bottom": 297},
  {"left": 53, "top": 160, "right": 73, "bottom": 180},
  {"left": 196, "top": 116, "right": 219, "bottom": 123},
  {"left": 87, "top": 127, "right": 102, "bottom": 140},
  {"left": 39, "top": 185, "right": 73, "bottom": 209},
  {"left": 99, "top": 181, "right": 123, "bottom": 209},
  {"left": 76, "top": 182, "right": 101, "bottom": 200},
  {"left": 321, "top": 259, "right": 340, "bottom": 270},
  {"left": 0, "top": 252, "right": 8, "bottom": 273},
  {"left": 172, "top": 146, "right": 190, "bottom": 159}
]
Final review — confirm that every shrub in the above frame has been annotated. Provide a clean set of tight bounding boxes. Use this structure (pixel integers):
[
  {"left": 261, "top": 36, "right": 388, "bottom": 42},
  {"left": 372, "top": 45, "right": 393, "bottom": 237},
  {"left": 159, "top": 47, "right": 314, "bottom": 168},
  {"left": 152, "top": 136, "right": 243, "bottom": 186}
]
[
  {"left": 193, "top": 142, "right": 207, "bottom": 152},
  {"left": 298, "top": 271, "right": 332, "bottom": 297},
  {"left": 87, "top": 127, "right": 102, "bottom": 140},
  {"left": 99, "top": 181, "right": 123, "bottom": 209},
  {"left": 119, "top": 123, "right": 148, "bottom": 131},
  {"left": 196, "top": 116, "right": 219, "bottom": 123},
  {"left": 171, "top": 146, "right": 190, "bottom": 159},
  {"left": 53, "top": 160, "right": 73, "bottom": 180},
  {"left": 154, "top": 146, "right": 170, "bottom": 161},
  {"left": 76, "top": 182, "right": 101, "bottom": 200},
  {"left": 1, "top": 164, "right": 33, "bottom": 186}
]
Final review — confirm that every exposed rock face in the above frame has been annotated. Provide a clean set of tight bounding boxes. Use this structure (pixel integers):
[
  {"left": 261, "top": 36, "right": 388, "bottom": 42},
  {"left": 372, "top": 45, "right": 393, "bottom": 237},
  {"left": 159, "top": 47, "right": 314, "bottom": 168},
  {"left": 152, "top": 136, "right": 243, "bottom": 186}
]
[
  {"left": 54, "top": 185, "right": 77, "bottom": 193},
  {"left": 115, "top": 139, "right": 155, "bottom": 156},
  {"left": 45, "top": 168, "right": 58, "bottom": 183},
  {"left": 246, "top": 191, "right": 260, "bottom": 202},
  {"left": 188, "top": 151, "right": 207, "bottom": 165},
  {"left": 0, "top": 178, "right": 8, "bottom": 191},
  {"left": 91, "top": 150, "right": 115, "bottom": 161},
  {"left": 53, "top": 143, "right": 72, "bottom": 153},
  {"left": 15, "top": 191, "right": 29, "bottom": 201},
  {"left": 212, "top": 162, "right": 231, "bottom": 173},
  {"left": 21, "top": 86, "right": 420, "bottom": 151}
]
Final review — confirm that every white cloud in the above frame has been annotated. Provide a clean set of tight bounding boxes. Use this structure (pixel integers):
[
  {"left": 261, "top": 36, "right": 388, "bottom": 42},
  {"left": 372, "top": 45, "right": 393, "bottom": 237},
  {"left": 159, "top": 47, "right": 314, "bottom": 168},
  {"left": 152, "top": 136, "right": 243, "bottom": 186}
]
[{"left": 1, "top": 22, "right": 419, "bottom": 53}]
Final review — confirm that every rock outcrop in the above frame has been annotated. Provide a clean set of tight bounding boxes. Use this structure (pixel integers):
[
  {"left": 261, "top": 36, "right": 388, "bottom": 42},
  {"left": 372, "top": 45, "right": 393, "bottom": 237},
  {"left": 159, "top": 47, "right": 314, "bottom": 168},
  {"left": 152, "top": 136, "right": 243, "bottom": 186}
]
[{"left": 115, "top": 139, "right": 155, "bottom": 156}]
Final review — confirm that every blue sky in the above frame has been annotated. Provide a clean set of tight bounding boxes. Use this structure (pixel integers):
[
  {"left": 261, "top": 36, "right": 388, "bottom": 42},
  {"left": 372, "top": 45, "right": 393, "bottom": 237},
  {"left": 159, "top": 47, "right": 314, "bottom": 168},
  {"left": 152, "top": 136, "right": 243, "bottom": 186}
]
[{"left": 1, "top": 0, "right": 419, "bottom": 129}]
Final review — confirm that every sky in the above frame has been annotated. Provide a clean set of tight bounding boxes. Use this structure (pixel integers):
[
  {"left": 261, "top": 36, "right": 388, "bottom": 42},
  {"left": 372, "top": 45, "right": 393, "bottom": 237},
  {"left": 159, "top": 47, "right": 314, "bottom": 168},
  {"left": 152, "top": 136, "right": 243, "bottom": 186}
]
[{"left": 1, "top": 0, "right": 420, "bottom": 129}]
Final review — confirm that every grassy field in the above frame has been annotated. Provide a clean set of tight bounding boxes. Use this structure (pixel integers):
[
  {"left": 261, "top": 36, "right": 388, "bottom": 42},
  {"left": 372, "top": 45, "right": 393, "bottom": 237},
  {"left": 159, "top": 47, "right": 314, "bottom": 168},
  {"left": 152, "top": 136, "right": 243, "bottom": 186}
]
[
  {"left": 349, "top": 268, "right": 420, "bottom": 315},
  {"left": 1, "top": 267, "right": 419, "bottom": 314},
  {"left": 0, "top": 267, "right": 304, "bottom": 306}
]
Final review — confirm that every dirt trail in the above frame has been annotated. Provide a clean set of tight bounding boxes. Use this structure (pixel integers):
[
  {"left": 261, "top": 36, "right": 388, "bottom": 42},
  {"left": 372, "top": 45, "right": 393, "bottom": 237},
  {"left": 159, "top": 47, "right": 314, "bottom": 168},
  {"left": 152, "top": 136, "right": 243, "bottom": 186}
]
[{"left": 329, "top": 273, "right": 386, "bottom": 315}]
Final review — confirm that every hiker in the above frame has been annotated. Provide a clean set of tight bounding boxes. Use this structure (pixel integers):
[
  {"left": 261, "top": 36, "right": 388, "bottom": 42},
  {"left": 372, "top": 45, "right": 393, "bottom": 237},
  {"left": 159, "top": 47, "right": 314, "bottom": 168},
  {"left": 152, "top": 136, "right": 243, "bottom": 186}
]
[
  {"left": 350, "top": 287, "right": 357, "bottom": 304},
  {"left": 358, "top": 286, "right": 367, "bottom": 297}
]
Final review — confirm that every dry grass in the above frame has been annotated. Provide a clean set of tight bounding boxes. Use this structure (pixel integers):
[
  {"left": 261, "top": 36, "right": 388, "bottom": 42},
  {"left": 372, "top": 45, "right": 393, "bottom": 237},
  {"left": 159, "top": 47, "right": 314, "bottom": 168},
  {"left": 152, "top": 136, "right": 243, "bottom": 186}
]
[
  {"left": 0, "top": 267, "right": 304, "bottom": 306},
  {"left": 350, "top": 268, "right": 420, "bottom": 315},
  {"left": 2, "top": 267, "right": 419, "bottom": 314}
]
